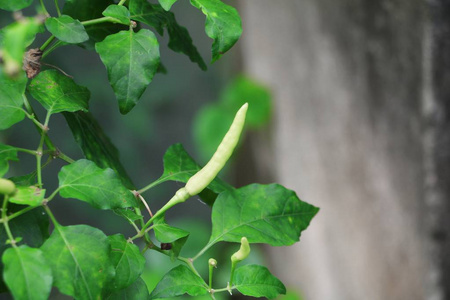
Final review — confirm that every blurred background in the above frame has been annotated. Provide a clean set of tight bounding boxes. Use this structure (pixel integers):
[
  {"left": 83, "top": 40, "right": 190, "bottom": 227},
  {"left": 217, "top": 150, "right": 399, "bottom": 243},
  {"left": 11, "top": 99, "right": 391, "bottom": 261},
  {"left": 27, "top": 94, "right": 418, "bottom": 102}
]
[{"left": 2, "top": 0, "right": 450, "bottom": 299}]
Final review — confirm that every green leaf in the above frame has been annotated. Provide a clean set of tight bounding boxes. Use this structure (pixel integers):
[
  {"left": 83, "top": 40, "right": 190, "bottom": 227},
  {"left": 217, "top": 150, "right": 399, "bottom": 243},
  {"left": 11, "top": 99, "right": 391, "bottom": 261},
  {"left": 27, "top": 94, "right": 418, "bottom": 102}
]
[
  {"left": 63, "top": 111, "right": 135, "bottom": 189},
  {"left": 0, "top": 0, "right": 33, "bottom": 11},
  {"left": 159, "top": 144, "right": 232, "bottom": 205},
  {"left": 28, "top": 70, "right": 90, "bottom": 115},
  {"left": 129, "top": 0, "right": 206, "bottom": 70},
  {"left": 153, "top": 215, "right": 189, "bottom": 260},
  {"left": 63, "top": 0, "right": 127, "bottom": 49},
  {"left": 106, "top": 277, "right": 149, "bottom": 299},
  {"left": 103, "top": 5, "right": 131, "bottom": 25},
  {"left": 220, "top": 75, "right": 272, "bottom": 128},
  {"left": 0, "top": 69, "right": 27, "bottom": 130},
  {"left": 95, "top": 29, "right": 160, "bottom": 114},
  {"left": 209, "top": 184, "right": 319, "bottom": 246},
  {"left": 9, "top": 172, "right": 37, "bottom": 186},
  {"left": 113, "top": 208, "right": 143, "bottom": 222},
  {"left": 2, "top": 246, "right": 53, "bottom": 300},
  {"left": 58, "top": 159, "right": 138, "bottom": 210},
  {"left": 1, "top": 17, "right": 43, "bottom": 76},
  {"left": 9, "top": 186, "right": 45, "bottom": 206},
  {"left": 158, "top": 0, "right": 177, "bottom": 11},
  {"left": 193, "top": 75, "right": 272, "bottom": 159},
  {"left": 40, "top": 225, "right": 115, "bottom": 299},
  {"left": 108, "top": 234, "right": 146, "bottom": 291},
  {"left": 190, "top": 0, "right": 242, "bottom": 62},
  {"left": 234, "top": 265, "right": 286, "bottom": 299},
  {"left": 45, "top": 15, "right": 89, "bottom": 44},
  {"left": 150, "top": 265, "right": 208, "bottom": 299},
  {"left": 0, "top": 205, "right": 49, "bottom": 292},
  {"left": 0, "top": 144, "right": 19, "bottom": 176}
]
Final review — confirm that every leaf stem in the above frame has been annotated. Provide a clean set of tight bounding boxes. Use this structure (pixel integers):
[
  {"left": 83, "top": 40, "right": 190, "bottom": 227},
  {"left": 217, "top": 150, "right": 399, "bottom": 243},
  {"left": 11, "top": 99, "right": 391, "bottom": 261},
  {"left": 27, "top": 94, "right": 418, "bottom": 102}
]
[
  {"left": 81, "top": 17, "right": 114, "bottom": 27},
  {"left": 43, "top": 205, "right": 59, "bottom": 228},
  {"left": 192, "top": 241, "right": 215, "bottom": 261},
  {"left": 15, "top": 147, "right": 37, "bottom": 156},
  {"left": 1, "top": 206, "right": 35, "bottom": 223},
  {"left": 39, "top": 0, "right": 49, "bottom": 16},
  {"left": 42, "top": 40, "right": 63, "bottom": 58},
  {"left": 118, "top": 0, "right": 127, "bottom": 6},
  {"left": 36, "top": 112, "right": 51, "bottom": 188},
  {"left": 22, "top": 95, "right": 55, "bottom": 151},
  {"left": 45, "top": 187, "right": 61, "bottom": 203},
  {"left": 178, "top": 256, "right": 206, "bottom": 286},
  {"left": 1, "top": 196, "right": 17, "bottom": 247},
  {"left": 137, "top": 177, "right": 168, "bottom": 194},
  {"left": 40, "top": 36, "right": 56, "bottom": 52},
  {"left": 54, "top": 0, "right": 61, "bottom": 16}
]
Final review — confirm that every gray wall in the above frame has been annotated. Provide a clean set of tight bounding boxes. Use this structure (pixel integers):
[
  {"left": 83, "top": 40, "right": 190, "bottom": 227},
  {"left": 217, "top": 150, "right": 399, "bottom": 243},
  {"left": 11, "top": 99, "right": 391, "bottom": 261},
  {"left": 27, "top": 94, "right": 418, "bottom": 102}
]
[{"left": 239, "top": 1, "right": 449, "bottom": 299}]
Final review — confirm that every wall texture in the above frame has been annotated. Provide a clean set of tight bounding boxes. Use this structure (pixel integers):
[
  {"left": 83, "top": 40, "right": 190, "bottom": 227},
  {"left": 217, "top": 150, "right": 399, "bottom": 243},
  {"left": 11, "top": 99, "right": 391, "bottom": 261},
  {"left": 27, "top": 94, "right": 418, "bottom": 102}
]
[{"left": 239, "top": 1, "right": 449, "bottom": 299}]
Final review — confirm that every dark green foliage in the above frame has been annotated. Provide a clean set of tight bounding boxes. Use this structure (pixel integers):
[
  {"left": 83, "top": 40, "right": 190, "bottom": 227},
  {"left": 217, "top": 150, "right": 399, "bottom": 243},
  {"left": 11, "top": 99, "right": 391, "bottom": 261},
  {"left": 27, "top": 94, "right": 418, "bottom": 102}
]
[{"left": 0, "top": 1, "right": 318, "bottom": 299}]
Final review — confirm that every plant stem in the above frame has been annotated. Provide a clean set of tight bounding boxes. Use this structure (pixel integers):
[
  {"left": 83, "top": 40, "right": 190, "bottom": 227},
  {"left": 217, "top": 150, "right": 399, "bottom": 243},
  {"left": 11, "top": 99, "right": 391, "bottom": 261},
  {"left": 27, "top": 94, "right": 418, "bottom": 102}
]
[
  {"left": 118, "top": 0, "right": 127, "bottom": 6},
  {"left": 40, "top": 36, "right": 56, "bottom": 52},
  {"left": 39, "top": 0, "right": 49, "bottom": 16},
  {"left": 45, "top": 187, "right": 61, "bottom": 203},
  {"left": 42, "top": 40, "right": 63, "bottom": 59},
  {"left": 1, "top": 196, "right": 17, "bottom": 248},
  {"left": 22, "top": 95, "right": 55, "bottom": 151},
  {"left": 54, "top": 0, "right": 61, "bottom": 16},
  {"left": 178, "top": 256, "right": 206, "bottom": 285},
  {"left": 44, "top": 205, "right": 59, "bottom": 228},
  {"left": 36, "top": 112, "right": 51, "bottom": 188},
  {"left": 15, "top": 147, "right": 37, "bottom": 156},
  {"left": 1, "top": 206, "right": 35, "bottom": 223},
  {"left": 81, "top": 17, "right": 114, "bottom": 26},
  {"left": 137, "top": 177, "right": 169, "bottom": 194},
  {"left": 192, "top": 241, "right": 215, "bottom": 261}
]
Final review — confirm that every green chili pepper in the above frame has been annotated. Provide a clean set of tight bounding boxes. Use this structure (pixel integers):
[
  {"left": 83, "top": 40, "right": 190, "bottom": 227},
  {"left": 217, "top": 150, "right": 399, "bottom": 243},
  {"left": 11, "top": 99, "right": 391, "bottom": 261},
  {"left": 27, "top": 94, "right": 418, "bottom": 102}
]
[{"left": 186, "top": 102, "right": 248, "bottom": 196}]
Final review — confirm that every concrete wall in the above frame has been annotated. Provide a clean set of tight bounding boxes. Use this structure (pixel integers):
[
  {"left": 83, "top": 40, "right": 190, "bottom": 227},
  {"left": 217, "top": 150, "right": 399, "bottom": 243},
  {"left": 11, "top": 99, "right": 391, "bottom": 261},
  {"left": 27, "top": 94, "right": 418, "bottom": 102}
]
[{"left": 239, "top": 1, "right": 449, "bottom": 299}]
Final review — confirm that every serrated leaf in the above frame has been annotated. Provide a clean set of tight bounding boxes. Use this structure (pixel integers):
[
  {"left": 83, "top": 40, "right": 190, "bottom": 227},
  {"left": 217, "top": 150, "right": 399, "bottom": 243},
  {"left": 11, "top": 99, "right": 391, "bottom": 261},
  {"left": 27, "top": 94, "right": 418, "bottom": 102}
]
[
  {"left": 153, "top": 215, "right": 189, "bottom": 260},
  {"left": 0, "top": 69, "right": 27, "bottom": 130},
  {"left": 108, "top": 234, "right": 146, "bottom": 291},
  {"left": 40, "top": 225, "right": 115, "bottom": 299},
  {"left": 150, "top": 265, "right": 208, "bottom": 299},
  {"left": 9, "top": 186, "right": 45, "bottom": 206},
  {"left": 208, "top": 184, "right": 319, "bottom": 246},
  {"left": 95, "top": 29, "right": 160, "bottom": 114},
  {"left": 0, "top": 144, "right": 19, "bottom": 176},
  {"left": 58, "top": 159, "right": 138, "bottom": 210},
  {"left": 45, "top": 15, "right": 89, "bottom": 44},
  {"left": 63, "top": 0, "right": 127, "bottom": 49},
  {"left": 28, "top": 70, "right": 90, "bottom": 114},
  {"left": 1, "top": 17, "right": 43, "bottom": 76},
  {"left": 0, "top": 0, "right": 33, "bottom": 11},
  {"left": 159, "top": 144, "right": 232, "bottom": 205},
  {"left": 190, "top": 0, "right": 242, "bottom": 62},
  {"left": 63, "top": 111, "right": 135, "bottom": 189},
  {"left": 0, "top": 205, "right": 49, "bottom": 292},
  {"left": 2, "top": 246, "right": 52, "bottom": 300},
  {"left": 103, "top": 5, "right": 131, "bottom": 25},
  {"left": 234, "top": 265, "right": 286, "bottom": 299},
  {"left": 106, "top": 277, "right": 149, "bottom": 299},
  {"left": 129, "top": 0, "right": 206, "bottom": 70}
]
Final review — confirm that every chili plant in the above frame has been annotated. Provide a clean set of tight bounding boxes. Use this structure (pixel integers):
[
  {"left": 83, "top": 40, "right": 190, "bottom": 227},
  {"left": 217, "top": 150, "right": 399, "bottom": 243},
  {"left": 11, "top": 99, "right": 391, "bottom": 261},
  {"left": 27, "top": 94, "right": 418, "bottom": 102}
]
[{"left": 0, "top": 0, "right": 319, "bottom": 299}]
